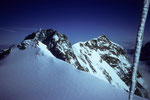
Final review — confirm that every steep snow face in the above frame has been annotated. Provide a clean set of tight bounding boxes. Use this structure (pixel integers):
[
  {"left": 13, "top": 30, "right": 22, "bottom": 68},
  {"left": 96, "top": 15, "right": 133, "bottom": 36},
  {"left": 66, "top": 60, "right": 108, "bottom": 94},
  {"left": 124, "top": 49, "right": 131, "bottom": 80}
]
[
  {"left": 18, "top": 29, "right": 84, "bottom": 71},
  {"left": 72, "top": 34, "right": 148, "bottom": 98},
  {"left": 0, "top": 40, "right": 147, "bottom": 100}
]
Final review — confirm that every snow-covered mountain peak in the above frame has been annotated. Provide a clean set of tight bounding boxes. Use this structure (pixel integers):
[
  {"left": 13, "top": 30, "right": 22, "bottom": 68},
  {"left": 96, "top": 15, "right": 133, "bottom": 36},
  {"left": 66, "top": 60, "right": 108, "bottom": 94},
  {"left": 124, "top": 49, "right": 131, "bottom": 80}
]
[
  {"left": 17, "top": 40, "right": 55, "bottom": 58},
  {"left": 20, "top": 29, "right": 85, "bottom": 71},
  {"left": 97, "top": 34, "right": 110, "bottom": 43},
  {"left": 72, "top": 34, "right": 149, "bottom": 98},
  {"left": 0, "top": 29, "right": 149, "bottom": 99},
  {"left": 84, "top": 34, "right": 111, "bottom": 48}
]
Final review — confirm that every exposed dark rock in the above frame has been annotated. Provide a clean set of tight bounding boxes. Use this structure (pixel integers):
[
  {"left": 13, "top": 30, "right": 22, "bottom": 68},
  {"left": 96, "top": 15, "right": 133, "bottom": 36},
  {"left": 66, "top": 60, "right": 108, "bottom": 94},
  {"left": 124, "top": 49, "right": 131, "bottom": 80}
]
[
  {"left": 0, "top": 45, "right": 15, "bottom": 60},
  {"left": 22, "top": 29, "right": 85, "bottom": 71},
  {"left": 103, "top": 69, "right": 112, "bottom": 83},
  {"left": 72, "top": 34, "right": 148, "bottom": 98},
  {"left": 0, "top": 49, "right": 11, "bottom": 60}
]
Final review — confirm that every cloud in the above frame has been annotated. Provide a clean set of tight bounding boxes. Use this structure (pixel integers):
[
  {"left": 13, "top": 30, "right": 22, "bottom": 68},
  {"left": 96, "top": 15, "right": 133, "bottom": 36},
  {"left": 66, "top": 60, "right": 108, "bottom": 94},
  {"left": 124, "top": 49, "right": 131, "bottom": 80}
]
[
  {"left": 139, "top": 62, "right": 150, "bottom": 97},
  {"left": 0, "top": 28, "right": 16, "bottom": 32},
  {"left": 0, "top": 27, "right": 38, "bottom": 33},
  {"left": 10, "top": 27, "right": 37, "bottom": 31}
]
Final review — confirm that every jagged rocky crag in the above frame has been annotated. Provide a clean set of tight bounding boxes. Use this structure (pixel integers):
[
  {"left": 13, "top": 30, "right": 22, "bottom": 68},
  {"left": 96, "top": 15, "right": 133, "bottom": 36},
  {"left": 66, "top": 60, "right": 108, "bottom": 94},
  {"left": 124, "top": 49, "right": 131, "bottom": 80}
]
[
  {"left": 72, "top": 35, "right": 148, "bottom": 98},
  {"left": 18, "top": 29, "right": 84, "bottom": 71},
  {"left": 0, "top": 29, "right": 149, "bottom": 98}
]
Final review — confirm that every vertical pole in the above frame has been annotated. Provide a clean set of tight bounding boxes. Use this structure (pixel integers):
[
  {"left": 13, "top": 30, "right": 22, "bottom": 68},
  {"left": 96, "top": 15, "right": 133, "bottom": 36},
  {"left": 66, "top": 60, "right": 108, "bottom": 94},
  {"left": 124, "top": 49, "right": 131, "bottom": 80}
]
[{"left": 129, "top": 0, "right": 150, "bottom": 100}]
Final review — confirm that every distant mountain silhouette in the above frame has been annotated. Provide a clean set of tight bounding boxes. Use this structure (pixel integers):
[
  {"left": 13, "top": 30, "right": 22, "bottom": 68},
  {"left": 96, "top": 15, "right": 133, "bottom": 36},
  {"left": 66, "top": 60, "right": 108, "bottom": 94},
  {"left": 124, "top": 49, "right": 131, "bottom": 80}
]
[
  {"left": 140, "top": 42, "right": 150, "bottom": 61},
  {"left": 126, "top": 41, "right": 150, "bottom": 62}
]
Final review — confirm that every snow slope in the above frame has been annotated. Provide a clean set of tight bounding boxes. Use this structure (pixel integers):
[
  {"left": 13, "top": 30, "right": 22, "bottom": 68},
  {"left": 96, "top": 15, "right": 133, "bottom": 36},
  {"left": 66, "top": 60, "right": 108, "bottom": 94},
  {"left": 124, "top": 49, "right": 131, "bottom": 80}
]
[
  {"left": 6, "top": 29, "right": 147, "bottom": 98},
  {"left": 72, "top": 40, "right": 129, "bottom": 90},
  {"left": 72, "top": 35, "right": 148, "bottom": 98},
  {"left": 0, "top": 40, "right": 146, "bottom": 100}
]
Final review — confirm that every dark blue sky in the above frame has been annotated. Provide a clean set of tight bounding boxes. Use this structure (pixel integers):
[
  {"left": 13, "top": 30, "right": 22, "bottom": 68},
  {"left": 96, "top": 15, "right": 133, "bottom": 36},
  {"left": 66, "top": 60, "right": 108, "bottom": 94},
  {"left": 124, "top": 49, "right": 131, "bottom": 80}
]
[{"left": 0, "top": 0, "right": 150, "bottom": 46}]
